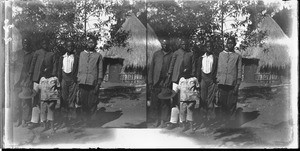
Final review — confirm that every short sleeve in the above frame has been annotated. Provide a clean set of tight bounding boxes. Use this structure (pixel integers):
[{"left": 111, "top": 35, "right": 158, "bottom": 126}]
[{"left": 172, "top": 82, "right": 179, "bottom": 93}]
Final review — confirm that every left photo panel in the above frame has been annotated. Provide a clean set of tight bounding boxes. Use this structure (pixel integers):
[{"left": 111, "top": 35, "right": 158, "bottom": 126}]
[{"left": 2, "top": 0, "right": 150, "bottom": 147}]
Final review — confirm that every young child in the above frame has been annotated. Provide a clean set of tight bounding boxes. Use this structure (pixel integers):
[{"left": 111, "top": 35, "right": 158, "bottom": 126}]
[
  {"left": 28, "top": 38, "right": 57, "bottom": 130},
  {"left": 173, "top": 76, "right": 199, "bottom": 133},
  {"left": 35, "top": 67, "right": 61, "bottom": 133}
]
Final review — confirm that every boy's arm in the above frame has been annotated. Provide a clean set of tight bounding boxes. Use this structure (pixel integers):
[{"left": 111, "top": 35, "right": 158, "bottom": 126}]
[
  {"left": 167, "top": 52, "right": 177, "bottom": 77},
  {"left": 236, "top": 55, "right": 242, "bottom": 85},
  {"left": 52, "top": 53, "right": 58, "bottom": 77},
  {"left": 191, "top": 53, "right": 196, "bottom": 77},
  {"left": 57, "top": 56, "right": 62, "bottom": 82},
  {"left": 34, "top": 78, "right": 41, "bottom": 93},
  {"left": 234, "top": 55, "right": 242, "bottom": 93},
  {"left": 216, "top": 53, "right": 222, "bottom": 84},
  {"left": 97, "top": 54, "right": 103, "bottom": 85},
  {"left": 73, "top": 55, "right": 79, "bottom": 82},
  {"left": 148, "top": 52, "right": 155, "bottom": 87},
  {"left": 29, "top": 51, "right": 38, "bottom": 80},
  {"left": 94, "top": 54, "right": 103, "bottom": 95},
  {"left": 174, "top": 78, "right": 184, "bottom": 93}
]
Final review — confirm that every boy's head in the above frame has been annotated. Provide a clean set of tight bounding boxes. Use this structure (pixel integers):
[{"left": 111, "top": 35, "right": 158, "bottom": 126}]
[
  {"left": 65, "top": 40, "right": 74, "bottom": 54},
  {"left": 205, "top": 40, "right": 212, "bottom": 54},
  {"left": 86, "top": 35, "right": 98, "bottom": 51},
  {"left": 181, "top": 39, "right": 188, "bottom": 51},
  {"left": 159, "top": 37, "right": 168, "bottom": 51},
  {"left": 22, "top": 37, "right": 31, "bottom": 52},
  {"left": 226, "top": 36, "right": 236, "bottom": 52},
  {"left": 40, "top": 38, "right": 50, "bottom": 51}
]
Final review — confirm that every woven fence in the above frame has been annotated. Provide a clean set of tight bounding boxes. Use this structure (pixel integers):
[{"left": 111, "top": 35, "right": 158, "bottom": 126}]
[
  {"left": 103, "top": 72, "right": 145, "bottom": 84},
  {"left": 255, "top": 73, "right": 280, "bottom": 84}
]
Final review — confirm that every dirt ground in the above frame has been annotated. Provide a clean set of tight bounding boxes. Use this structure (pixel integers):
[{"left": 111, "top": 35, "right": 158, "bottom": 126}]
[
  {"left": 156, "top": 84, "right": 295, "bottom": 148},
  {"left": 6, "top": 82, "right": 298, "bottom": 148}
]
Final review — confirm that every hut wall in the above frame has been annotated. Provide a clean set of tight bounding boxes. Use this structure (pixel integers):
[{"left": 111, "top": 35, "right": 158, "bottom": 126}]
[
  {"left": 242, "top": 58, "right": 259, "bottom": 83},
  {"left": 242, "top": 58, "right": 282, "bottom": 85},
  {"left": 108, "top": 63, "right": 123, "bottom": 83},
  {"left": 103, "top": 58, "right": 123, "bottom": 83},
  {"left": 103, "top": 57, "right": 145, "bottom": 84},
  {"left": 243, "top": 64, "right": 258, "bottom": 83}
]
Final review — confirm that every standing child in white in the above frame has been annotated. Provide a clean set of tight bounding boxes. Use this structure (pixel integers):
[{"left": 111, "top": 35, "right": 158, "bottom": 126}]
[{"left": 34, "top": 67, "right": 61, "bottom": 133}]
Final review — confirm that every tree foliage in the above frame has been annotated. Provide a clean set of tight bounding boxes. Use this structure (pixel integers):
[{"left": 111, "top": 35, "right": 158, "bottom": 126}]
[
  {"left": 12, "top": 0, "right": 287, "bottom": 58},
  {"left": 13, "top": 0, "right": 80, "bottom": 54}
]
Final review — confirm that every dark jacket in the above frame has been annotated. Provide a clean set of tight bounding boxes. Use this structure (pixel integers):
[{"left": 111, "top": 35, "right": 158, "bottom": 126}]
[
  {"left": 148, "top": 50, "right": 173, "bottom": 86},
  {"left": 19, "top": 50, "right": 34, "bottom": 82},
  {"left": 194, "top": 53, "right": 218, "bottom": 83},
  {"left": 216, "top": 51, "right": 242, "bottom": 86},
  {"left": 57, "top": 53, "right": 79, "bottom": 82},
  {"left": 168, "top": 48, "right": 194, "bottom": 83},
  {"left": 77, "top": 50, "right": 103, "bottom": 86},
  {"left": 29, "top": 49, "right": 57, "bottom": 83}
]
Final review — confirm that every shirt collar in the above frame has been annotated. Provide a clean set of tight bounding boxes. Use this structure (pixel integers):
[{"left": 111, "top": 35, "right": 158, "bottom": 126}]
[
  {"left": 161, "top": 49, "right": 170, "bottom": 55},
  {"left": 84, "top": 50, "right": 94, "bottom": 54},
  {"left": 223, "top": 50, "right": 234, "bottom": 53},
  {"left": 24, "top": 50, "right": 32, "bottom": 55},
  {"left": 202, "top": 53, "right": 212, "bottom": 57},
  {"left": 63, "top": 52, "right": 74, "bottom": 57}
]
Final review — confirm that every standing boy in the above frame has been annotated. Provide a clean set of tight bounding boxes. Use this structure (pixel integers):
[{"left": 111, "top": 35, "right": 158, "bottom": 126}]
[
  {"left": 14, "top": 37, "right": 34, "bottom": 127},
  {"left": 173, "top": 76, "right": 199, "bottom": 132},
  {"left": 166, "top": 39, "right": 195, "bottom": 129},
  {"left": 216, "top": 36, "right": 242, "bottom": 124},
  {"left": 148, "top": 37, "right": 173, "bottom": 128},
  {"left": 77, "top": 35, "right": 103, "bottom": 126},
  {"left": 28, "top": 38, "right": 57, "bottom": 129},
  {"left": 195, "top": 40, "right": 218, "bottom": 128},
  {"left": 36, "top": 67, "right": 61, "bottom": 133},
  {"left": 57, "top": 40, "right": 79, "bottom": 128}
]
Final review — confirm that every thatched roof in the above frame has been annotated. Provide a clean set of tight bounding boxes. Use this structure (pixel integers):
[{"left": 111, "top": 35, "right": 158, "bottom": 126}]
[
  {"left": 102, "top": 14, "right": 161, "bottom": 69},
  {"left": 241, "top": 15, "right": 291, "bottom": 69}
]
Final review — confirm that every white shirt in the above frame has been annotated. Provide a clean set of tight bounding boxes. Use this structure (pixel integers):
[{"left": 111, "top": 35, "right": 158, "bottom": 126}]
[
  {"left": 201, "top": 53, "right": 214, "bottom": 74},
  {"left": 62, "top": 53, "right": 74, "bottom": 73}
]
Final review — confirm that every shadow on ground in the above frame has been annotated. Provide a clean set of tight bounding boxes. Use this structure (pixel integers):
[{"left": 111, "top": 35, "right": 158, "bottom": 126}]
[
  {"left": 238, "top": 86, "right": 280, "bottom": 102},
  {"left": 88, "top": 108, "right": 123, "bottom": 128},
  {"left": 88, "top": 85, "right": 146, "bottom": 128},
  {"left": 209, "top": 85, "right": 285, "bottom": 146},
  {"left": 213, "top": 127, "right": 264, "bottom": 146},
  {"left": 122, "top": 121, "right": 148, "bottom": 128},
  {"left": 204, "top": 108, "right": 262, "bottom": 146}
]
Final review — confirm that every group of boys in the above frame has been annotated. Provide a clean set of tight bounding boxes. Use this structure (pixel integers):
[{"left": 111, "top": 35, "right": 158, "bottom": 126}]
[
  {"left": 14, "top": 35, "right": 104, "bottom": 133},
  {"left": 148, "top": 36, "right": 242, "bottom": 133}
]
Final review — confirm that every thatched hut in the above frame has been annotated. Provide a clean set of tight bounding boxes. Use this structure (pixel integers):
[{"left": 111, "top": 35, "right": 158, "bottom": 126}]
[
  {"left": 101, "top": 14, "right": 161, "bottom": 83},
  {"left": 241, "top": 15, "right": 291, "bottom": 84}
]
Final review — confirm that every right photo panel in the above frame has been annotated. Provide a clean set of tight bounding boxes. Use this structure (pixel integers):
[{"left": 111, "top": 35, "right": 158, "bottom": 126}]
[{"left": 145, "top": 0, "right": 297, "bottom": 148}]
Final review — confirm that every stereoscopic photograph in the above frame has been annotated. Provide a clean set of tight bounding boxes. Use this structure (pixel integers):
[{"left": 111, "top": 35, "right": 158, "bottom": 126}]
[{"left": 0, "top": 0, "right": 298, "bottom": 149}]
